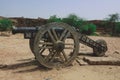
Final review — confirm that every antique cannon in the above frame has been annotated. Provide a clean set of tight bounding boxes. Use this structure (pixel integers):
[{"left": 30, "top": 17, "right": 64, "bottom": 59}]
[{"left": 12, "top": 22, "right": 107, "bottom": 68}]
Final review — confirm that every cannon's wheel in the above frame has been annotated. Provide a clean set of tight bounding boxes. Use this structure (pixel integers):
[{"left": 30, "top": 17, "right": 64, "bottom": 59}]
[
  {"left": 29, "top": 33, "right": 37, "bottom": 56},
  {"left": 93, "top": 39, "right": 107, "bottom": 57},
  {"left": 33, "top": 22, "right": 79, "bottom": 68},
  {"left": 29, "top": 38, "right": 35, "bottom": 55}
]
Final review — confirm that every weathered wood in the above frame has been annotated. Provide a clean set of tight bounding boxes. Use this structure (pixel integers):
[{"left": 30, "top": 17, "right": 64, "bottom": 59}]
[
  {"left": 83, "top": 56, "right": 120, "bottom": 65},
  {"left": 76, "top": 58, "right": 88, "bottom": 66}
]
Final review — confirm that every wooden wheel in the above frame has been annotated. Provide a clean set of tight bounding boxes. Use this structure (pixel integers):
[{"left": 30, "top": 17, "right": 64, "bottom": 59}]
[
  {"left": 29, "top": 38, "right": 35, "bottom": 55},
  {"left": 33, "top": 22, "right": 79, "bottom": 68},
  {"left": 29, "top": 33, "right": 36, "bottom": 56},
  {"left": 93, "top": 39, "right": 107, "bottom": 57}
]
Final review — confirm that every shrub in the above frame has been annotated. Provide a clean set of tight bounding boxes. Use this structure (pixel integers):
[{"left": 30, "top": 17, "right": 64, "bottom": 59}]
[
  {"left": 80, "top": 23, "right": 96, "bottom": 35},
  {"left": 0, "top": 19, "right": 13, "bottom": 31},
  {"left": 47, "top": 14, "right": 96, "bottom": 35},
  {"left": 47, "top": 15, "right": 61, "bottom": 23},
  {"left": 61, "top": 14, "right": 85, "bottom": 29}
]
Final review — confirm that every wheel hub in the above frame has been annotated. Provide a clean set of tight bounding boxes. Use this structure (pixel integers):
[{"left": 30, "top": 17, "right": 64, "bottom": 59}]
[{"left": 53, "top": 41, "right": 65, "bottom": 52}]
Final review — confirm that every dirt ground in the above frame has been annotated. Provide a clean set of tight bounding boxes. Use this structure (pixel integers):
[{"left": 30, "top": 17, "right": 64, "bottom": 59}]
[{"left": 0, "top": 34, "right": 120, "bottom": 80}]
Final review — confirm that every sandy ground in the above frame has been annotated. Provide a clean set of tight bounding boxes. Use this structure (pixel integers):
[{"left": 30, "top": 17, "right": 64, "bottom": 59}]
[{"left": 0, "top": 34, "right": 120, "bottom": 80}]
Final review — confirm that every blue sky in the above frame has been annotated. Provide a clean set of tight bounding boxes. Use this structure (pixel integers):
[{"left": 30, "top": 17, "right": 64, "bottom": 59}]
[{"left": 0, "top": 0, "right": 120, "bottom": 20}]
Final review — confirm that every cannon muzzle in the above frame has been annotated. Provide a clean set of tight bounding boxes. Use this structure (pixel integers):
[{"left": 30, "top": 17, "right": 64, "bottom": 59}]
[{"left": 12, "top": 27, "right": 38, "bottom": 34}]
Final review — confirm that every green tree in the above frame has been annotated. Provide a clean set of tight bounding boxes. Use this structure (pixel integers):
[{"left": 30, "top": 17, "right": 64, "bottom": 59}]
[
  {"left": 47, "top": 15, "right": 61, "bottom": 23},
  {"left": 108, "top": 13, "right": 119, "bottom": 22},
  {"left": 105, "top": 13, "right": 120, "bottom": 36},
  {"left": 61, "top": 14, "right": 85, "bottom": 31},
  {"left": 80, "top": 23, "right": 96, "bottom": 35},
  {"left": 0, "top": 19, "right": 13, "bottom": 31},
  {"left": 47, "top": 14, "right": 96, "bottom": 35}
]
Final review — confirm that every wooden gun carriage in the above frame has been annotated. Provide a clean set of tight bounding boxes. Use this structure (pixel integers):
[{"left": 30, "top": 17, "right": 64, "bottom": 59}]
[{"left": 12, "top": 22, "right": 107, "bottom": 68}]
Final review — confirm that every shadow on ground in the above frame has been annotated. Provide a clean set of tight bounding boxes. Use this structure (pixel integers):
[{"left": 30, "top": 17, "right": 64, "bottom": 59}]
[
  {"left": 78, "top": 52, "right": 94, "bottom": 56},
  {"left": 0, "top": 58, "right": 52, "bottom": 73},
  {"left": 0, "top": 52, "right": 95, "bottom": 73}
]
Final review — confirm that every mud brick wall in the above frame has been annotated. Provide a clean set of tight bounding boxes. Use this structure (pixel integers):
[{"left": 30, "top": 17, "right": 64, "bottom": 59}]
[{"left": 9, "top": 17, "right": 47, "bottom": 27}]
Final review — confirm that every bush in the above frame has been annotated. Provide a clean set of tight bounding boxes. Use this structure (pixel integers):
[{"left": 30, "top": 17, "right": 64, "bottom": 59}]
[
  {"left": 0, "top": 19, "right": 12, "bottom": 31},
  {"left": 47, "top": 15, "right": 61, "bottom": 23},
  {"left": 80, "top": 23, "right": 96, "bottom": 35},
  {"left": 61, "top": 14, "right": 85, "bottom": 30},
  {"left": 47, "top": 14, "right": 96, "bottom": 35}
]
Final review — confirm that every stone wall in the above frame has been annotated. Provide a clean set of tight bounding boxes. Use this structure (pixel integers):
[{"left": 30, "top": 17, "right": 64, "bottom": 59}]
[{"left": 9, "top": 17, "right": 47, "bottom": 27}]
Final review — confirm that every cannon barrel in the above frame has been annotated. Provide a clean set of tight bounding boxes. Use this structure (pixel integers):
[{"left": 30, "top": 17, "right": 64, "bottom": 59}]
[
  {"left": 12, "top": 27, "right": 39, "bottom": 34},
  {"left": 12, "top": 26, "right": 64, "bottom": 39},
  {"left": 12, "top": 27, "right": 64, "bottom": 34}
]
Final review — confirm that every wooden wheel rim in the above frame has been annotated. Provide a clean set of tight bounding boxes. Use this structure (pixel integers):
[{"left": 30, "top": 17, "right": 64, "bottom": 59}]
[{"left": 34, "top": 22, "right": 79, "bottom": 68}]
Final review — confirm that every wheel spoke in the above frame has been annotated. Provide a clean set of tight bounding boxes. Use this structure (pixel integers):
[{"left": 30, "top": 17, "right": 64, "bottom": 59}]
[
  {"left": 49, "top": 51, "right": 58, "bottom": 62},
  {"left": 62, "top": 51, "right": 68, "bottom": 61},
  {"left": 51, "top": 28, "right": 59, "bottom": 41},
  {"left": 39, "top": 42, "right": 53, "bottom": 45},
  {"left": 48, "top": 29, "right": 56, "bottom": 43},
  {"left": 39, "top": 48, "right": 45, "bottom": 54},
  {"left": 60, "top": 29, "right": 67, "bottom": 40},
  {"left": 44, "top": 50, "right": 54, "bottom": 62},
  {"left": 39, "top": 41, "right": 53, "bottom": 51},
  {"left": 59, "top": 52, "right": 65, "bottom": 62},
  {"left": 62, "top": 31, "right": 70, "bottom": 41},
  {"left": 38, "top": 45, "right": 45, "bottom": 55},
  {"left": 39, "top": 45, "right": 52, "bottom": 49}
]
